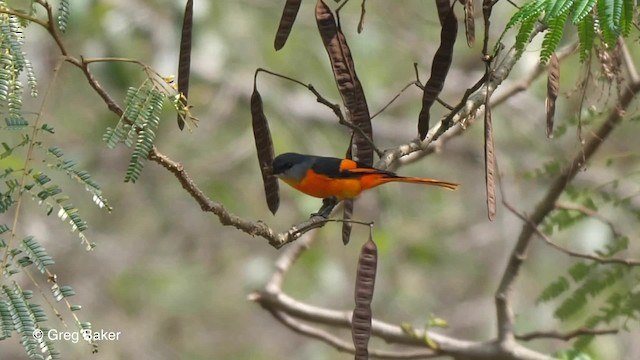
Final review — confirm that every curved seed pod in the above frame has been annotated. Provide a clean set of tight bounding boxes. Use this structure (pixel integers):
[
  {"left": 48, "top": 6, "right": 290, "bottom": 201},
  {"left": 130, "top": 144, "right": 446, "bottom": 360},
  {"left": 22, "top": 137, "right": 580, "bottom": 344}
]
[
  {"left": 352, "top": 236, "right": 377, "bottom": 360},
  {"left": 342, "top": 200, "right": 354, "bottom": 245},
  {"left": 341, "top": 140, "right": 355, "bottom": 245},
  {"left": 484, "top": 105, "right": 496, "bottom": 221},
  {"left": 274, "top": 0, "right": 302, "bottom": 51},
  {"left": 418, "top": 2, "right": 458, "bottom": 140},
  {"left": 464, "top": 0, "right": 475, "bottom": 47},
  {"left": 546, "top": 53, "right": 559, "bottom": 138},
  {"left": 177, "top": 0, "right": 193, "bottom": 130},
  {"left": 436, "top": 0, "right": 452, "bottom": 24},
  {"left": 251, "top": 83, "right": 280, "bottom": 214},
  {"left": 316, "top": 0, "right": 373, "bottom": 166}
]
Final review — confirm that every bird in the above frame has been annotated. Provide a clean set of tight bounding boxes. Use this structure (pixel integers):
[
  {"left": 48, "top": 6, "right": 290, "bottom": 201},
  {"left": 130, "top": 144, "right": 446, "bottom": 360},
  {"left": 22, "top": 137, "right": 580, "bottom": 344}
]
[{"left": 271, "top": 152, "right": 458, "bottom": 201}]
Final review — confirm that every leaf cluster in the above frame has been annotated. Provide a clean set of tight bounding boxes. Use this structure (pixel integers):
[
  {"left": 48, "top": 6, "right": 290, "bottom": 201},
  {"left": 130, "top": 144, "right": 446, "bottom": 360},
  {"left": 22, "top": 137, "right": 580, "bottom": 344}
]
[
  {"left": 499, "top": 0, "right": 637, "bottom": 63},
  {"left": 538, "top": 186, "right": 639, "bottom": 350}
]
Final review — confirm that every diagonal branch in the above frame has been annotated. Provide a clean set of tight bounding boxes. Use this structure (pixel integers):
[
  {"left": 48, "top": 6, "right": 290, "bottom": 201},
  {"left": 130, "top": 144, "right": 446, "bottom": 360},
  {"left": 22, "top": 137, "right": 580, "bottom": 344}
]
[
  {"left": 495, "top": 65, "right": 640, "bottom": 341},
  {"left": 516, "top": 327, "right": 618, "bottom": 342},
  {"left": 503, "top": 201, "right": 640, "bottom": 266}
]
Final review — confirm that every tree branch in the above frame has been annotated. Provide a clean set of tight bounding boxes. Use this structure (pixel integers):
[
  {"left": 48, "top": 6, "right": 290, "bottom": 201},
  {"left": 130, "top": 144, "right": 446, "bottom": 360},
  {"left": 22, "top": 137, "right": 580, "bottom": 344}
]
[
  {"left": 516, "top": 327, "right": 618, "bottom": 342},
  {"left": 503, "top": 201, "right": 640, "bottom": 266},
  {"left": 495, "top": 60, "right": 640, "bottom": 342}
]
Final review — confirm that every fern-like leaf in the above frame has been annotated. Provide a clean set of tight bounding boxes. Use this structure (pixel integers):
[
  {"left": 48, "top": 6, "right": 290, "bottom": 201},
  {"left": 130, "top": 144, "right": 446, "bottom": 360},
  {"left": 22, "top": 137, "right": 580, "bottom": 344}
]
[
  {"left": 20, "top": 236, "right": 54, "bottom": 273},
  {"left": 57, "top": 202, "right": 88, "bottom": 233},
  {"left": 515, "top": 15, "right": 540, "bottom": 58},
  {"left": 495, "top": 0, "right": 546, "bottom": 55},
  {"left": 596, "top": 0, "right": 618, "bottom": 47},
  {"left": 47, "top": 146, "right": 111, "bottom": 211},
  {"left": 538, "top": 276, "right": 571, "bottom": 303},
  {"left": 540, "top": 9, "right": 570, "bottom": 64},
  {"left": 577, "top": 12, "right": 595, "bottom": 62},
  {"left": 546, "top": 0, "right": 575, "bottom": 20},
  {"left": 51, "top": 284, "right": 76, "bottom": 301},
  {"left": 57, "top": 0, "right": 71, "bottom": 33},
  {"left": 568, "top": 262, "right": 593, "bottom": 282},
  {"left": 619, "top": 0, "right": 634, "bottom": 36},
  {"left": 571, "top": 0, "right": 598, "bottom": 23},
  {"left": 0, "top": 16, "right": 27, "bottom": 71},
  {"left": 124, "top": 88, "right": 164, "bottom": 183},
  {"left": 0, "top": 299, "right": 13, "bottom": 340},
  {"left": 24, "top": 59, "right": 37, "bottom": 97},
  {"left": 2, "top": 283, "right": 42, "bottom": 358}
]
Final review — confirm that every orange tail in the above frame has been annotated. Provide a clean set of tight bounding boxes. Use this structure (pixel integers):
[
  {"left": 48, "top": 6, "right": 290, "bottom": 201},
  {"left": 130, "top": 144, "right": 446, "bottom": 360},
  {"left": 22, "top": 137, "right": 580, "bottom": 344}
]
[
  {"left": 379, "top": 176, "right": 459, "bottom": 191},
  {"left": 359, "top": 173, "right": 459, "bottom": 191}
]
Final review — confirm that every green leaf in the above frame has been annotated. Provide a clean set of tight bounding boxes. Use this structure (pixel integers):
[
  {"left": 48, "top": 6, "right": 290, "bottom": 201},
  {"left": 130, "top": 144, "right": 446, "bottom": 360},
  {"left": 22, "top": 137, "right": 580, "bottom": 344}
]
[
  {"left": 568, "top": 262, "right": 592, "bottom": 282},
  {"left": 571, "top": 0, "right": 598, "bottom": 23},
  {"left": 538, "top": 276, "right": 570, "bottom": 303},
  {"left": 21, "top": 236, "right": 55, "bottom": 273},
  {"left": 540, "top": 9, "right": 570, "bottom": 64},
  {"left": 545, "top": 0, "right": 575, "bottom": 20}
]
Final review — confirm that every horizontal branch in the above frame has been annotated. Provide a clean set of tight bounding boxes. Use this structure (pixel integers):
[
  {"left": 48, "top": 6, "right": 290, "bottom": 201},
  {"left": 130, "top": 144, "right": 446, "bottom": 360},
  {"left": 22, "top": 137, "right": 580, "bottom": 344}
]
[
  {"left": 516, "top": 327, "right": 618, "bottom": 342},
  {"left": 250, "top": 287, "right": 555, "bottom": 360}
]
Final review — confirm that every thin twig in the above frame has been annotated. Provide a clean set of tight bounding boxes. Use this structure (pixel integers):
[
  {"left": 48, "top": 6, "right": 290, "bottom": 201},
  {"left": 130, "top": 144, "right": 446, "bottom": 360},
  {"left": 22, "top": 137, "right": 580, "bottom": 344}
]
[
  {"left": 516, "top": 327, "right": 618, "bottom": 342},
  {"left": 256, "top": 68, "right": 383, "bottom": 156},
  {"left": 503, "top": 201, "right": 640, "bottom": 266},
  {"left": 370, "top": 80, "right": 419, "bottom": 119},
  {"left": 493, "top": 53, "right": 640, "bottom": 346}
]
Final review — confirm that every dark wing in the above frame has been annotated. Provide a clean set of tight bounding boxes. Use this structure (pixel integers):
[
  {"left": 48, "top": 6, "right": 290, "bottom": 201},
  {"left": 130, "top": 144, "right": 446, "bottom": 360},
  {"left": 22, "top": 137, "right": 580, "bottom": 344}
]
[{"left": 311, "top": 157, "right": 396, "bottom": 179}]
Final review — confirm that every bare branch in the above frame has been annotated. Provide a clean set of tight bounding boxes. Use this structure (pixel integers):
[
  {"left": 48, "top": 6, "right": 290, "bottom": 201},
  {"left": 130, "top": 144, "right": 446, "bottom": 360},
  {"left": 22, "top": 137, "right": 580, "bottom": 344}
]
[
  {"left": 618, "top": 37, "right": 640, "bottom": 85},
  {"left": 267, "top": 309, "right": 439, "bottom": 359},
  {"left": 503, "top": 201, "right": 640, "bottom": 266},
  {"left": 517, "top": 327, "right": 618, "bottom": 342},
  {"left": 494, "top": 57, "right": 640, "bottom": 344},
  {"left": 251, "top": 287, "right": 555, "bottom": 360}
]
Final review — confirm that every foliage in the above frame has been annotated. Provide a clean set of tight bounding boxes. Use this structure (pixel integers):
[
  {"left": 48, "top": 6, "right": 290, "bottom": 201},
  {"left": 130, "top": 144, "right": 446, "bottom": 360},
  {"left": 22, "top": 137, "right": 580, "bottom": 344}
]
[
  {"left": 0, "top": 0, "right": 638, "bottom": 358},
  {"left": 0, "top": 2, "right": 107, "bottom": 357},
  {"left": 498, "top": 0, "right": 638, "bottom": 63},
  {"left": 537, "top": 185, "right": 639, "bottom": 349},
  {"left": 103, "top": 80, "right": 166, "bottom": 183}
]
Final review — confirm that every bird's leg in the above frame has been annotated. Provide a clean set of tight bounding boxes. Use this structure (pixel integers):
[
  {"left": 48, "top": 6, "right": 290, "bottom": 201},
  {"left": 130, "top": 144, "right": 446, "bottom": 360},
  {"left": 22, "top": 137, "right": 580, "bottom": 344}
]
[{"left": 312, "top": 197, "right": 338, "bottom": 218}]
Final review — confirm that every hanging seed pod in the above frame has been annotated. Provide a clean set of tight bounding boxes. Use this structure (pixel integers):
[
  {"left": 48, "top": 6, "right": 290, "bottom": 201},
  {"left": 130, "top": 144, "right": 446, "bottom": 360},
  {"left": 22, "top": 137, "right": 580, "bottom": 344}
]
[
  {"left": 250, "top": 82, "right": 280, "bottom": 214},
  {"left": 176, "top": 0, "right": 193, "bottom": 130},
  {"left": 484, "top": 104, "right": 496, "bottom": 221},
  {"left": 274, "top": 0, "right": 302, "bottom": 50},
  {"left": 418, "top": 2, "right": 458, "bottom": 139},
  {"left": 546, "top": 53, "right": 560, "bottom": 138},
  {"left": 315, "top": 0, "right": 373, "bottom": 166},
  {"left": 352, "top": 235, "right": 377, "bottom": 360}
]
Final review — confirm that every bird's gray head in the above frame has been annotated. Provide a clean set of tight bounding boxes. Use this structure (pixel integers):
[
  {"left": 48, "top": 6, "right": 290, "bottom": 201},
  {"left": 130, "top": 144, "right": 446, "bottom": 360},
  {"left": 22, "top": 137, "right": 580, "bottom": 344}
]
[{"left": 272, "top": 153, "right": 314, "bottom": 181}]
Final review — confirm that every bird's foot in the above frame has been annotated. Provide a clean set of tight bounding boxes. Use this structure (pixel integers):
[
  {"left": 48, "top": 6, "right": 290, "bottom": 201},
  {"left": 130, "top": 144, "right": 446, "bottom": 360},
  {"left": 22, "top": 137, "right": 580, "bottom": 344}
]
[{"left": 311, "top": 197, "right": 338, "bottom": 218}]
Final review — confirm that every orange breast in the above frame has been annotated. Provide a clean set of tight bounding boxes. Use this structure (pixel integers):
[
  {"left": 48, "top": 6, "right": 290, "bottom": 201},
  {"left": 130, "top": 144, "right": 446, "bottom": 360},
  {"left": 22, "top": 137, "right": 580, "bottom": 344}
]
[{"left": 284, "top": 169, "right": 363, "bottom": 199}]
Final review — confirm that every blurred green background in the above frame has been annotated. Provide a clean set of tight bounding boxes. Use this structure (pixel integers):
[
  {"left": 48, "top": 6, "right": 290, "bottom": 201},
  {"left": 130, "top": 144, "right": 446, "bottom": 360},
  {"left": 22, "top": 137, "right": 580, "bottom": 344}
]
[{"left": 2, "top": 0, "right": 639, "bottom": 359}]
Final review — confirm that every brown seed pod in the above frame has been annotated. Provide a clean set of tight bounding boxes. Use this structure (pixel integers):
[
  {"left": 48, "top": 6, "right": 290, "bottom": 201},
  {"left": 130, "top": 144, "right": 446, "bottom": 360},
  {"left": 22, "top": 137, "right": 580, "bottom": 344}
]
[
  {"left": 352, "top": 236, "right": 377, "bottom": 359},
  {"left": 464, "top": 0, "right": 475, "bottom": 47},
  {"left": 342, "top": 199, "right": 354, "bottom": 245},
  {"left": 546, "top": 53, "right": 560, "bottom": 138},
  {"left": 274, "top": 0, "right": 302, "bottom": 51},
  {"left": 484, "top": 105, "right": 496, "bottom": 221},
  {"left": 250, "top": 83, "right": 280, "bottom": 214},
  {"left": 315, "top": 0, "right": 374, "bottom": 166},
  {"left": 418, "top": 2, "right": 458, "bottom": 140},
  {"left": 177, "top": 0, "right": 193, "bottom": 130}
]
